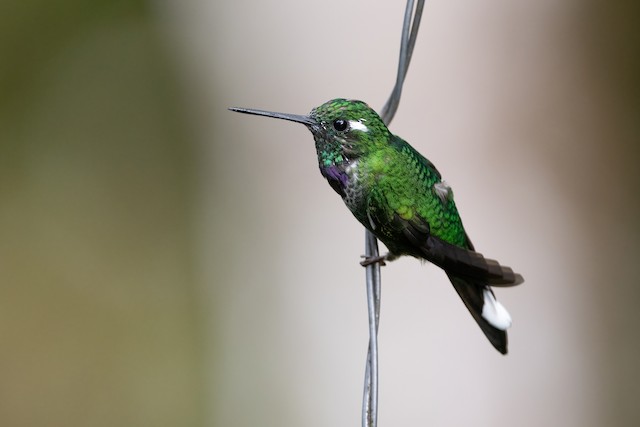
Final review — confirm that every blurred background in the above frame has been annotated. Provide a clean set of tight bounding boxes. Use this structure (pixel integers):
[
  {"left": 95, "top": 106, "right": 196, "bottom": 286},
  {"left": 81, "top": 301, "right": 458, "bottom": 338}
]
[{"left": 1, "top": 0, "right": 638, "bottom": 426}]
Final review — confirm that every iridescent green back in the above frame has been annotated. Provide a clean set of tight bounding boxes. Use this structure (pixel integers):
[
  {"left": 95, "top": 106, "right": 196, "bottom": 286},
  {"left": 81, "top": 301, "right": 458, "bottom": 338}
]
[{"left": 359, "top": 134, "right": 468, "bottom": 250}]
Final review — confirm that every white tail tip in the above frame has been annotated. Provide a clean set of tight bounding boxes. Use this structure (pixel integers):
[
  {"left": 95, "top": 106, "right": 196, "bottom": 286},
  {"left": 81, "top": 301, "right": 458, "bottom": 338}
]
[{"left": 481, "top": 288, "right": 512, "bottom": 330}]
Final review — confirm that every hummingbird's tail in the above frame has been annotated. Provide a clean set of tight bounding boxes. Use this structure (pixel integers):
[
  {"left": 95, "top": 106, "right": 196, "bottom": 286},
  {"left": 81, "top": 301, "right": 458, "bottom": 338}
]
[
  {"left": 446, "top": 274, "right": 512, "bottom": 354},
  {"left": 399, "top": 221, "right": 522, "bottom": 353}
]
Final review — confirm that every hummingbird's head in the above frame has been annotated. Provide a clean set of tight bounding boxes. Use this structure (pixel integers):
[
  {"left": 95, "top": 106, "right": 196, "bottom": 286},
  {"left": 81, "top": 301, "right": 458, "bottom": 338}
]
[
  {"left": 308, "top": 98, "right": 390, "bottom": 155},
  {"left": 229, "top": 98, "right": 390, "bottom": 165}
]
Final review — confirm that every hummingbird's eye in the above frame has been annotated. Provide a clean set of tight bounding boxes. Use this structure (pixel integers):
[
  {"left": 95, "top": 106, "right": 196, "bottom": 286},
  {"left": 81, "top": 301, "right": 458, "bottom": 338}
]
[{"left": 332, "top": 119, "right": 348, "bottom": 132}]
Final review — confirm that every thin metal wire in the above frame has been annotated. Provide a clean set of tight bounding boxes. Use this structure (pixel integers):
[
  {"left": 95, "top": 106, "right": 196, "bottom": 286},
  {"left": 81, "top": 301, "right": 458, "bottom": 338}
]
[
  {"left": 380, "top": 0, "right": 425, "bottom": 125},
  {"left": 362, "top": 1, "right": 425, "bottom": 426},
  {"left": 362, "top": 232, "right": 381, "bottom": 427}
]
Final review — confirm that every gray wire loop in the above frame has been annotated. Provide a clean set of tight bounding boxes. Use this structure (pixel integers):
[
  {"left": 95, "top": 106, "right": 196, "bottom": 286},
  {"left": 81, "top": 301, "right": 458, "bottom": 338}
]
[{"left": 362, "top": 2, "right": 425, "bottom": 426}]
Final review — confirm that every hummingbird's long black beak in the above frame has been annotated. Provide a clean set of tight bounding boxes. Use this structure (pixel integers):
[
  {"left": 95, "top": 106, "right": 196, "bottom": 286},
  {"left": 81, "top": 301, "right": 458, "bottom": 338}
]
[{"left": 229, "top": 107, "right": 316, "bottom": 126}]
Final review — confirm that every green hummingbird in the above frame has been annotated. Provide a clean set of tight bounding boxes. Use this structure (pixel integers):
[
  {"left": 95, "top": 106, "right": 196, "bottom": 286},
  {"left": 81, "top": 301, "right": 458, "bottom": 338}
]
[{"left": 230, "top": 98, "right": 523, "bottom": 354}]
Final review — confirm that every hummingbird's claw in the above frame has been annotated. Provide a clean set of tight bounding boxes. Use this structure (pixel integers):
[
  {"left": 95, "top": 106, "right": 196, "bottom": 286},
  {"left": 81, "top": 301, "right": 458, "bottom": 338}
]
[{"left": 360, "top": 254, "right": 387, "bottom": 267}]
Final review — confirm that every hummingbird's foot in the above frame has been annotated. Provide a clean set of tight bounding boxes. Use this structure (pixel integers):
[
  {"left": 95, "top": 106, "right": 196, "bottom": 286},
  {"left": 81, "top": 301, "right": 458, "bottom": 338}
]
[{"left": 360, "top": 254, "right": 388, "bottom": 267}]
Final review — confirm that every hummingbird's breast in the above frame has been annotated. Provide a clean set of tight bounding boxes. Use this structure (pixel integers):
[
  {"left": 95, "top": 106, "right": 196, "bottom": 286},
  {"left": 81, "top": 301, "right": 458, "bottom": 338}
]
[{"left": 319, "top": 159, "right": 367, "bottom": 211}]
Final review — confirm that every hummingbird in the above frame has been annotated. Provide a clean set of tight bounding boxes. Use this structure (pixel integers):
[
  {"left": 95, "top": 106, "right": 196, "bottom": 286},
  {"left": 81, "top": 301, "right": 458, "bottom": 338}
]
[{"left": 230, "top": 98, "right": 523, "bottom": 354}]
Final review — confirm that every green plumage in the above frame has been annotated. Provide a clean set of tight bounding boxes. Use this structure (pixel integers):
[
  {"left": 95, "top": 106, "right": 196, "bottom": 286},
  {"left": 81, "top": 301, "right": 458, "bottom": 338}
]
[
  {"left": 308, "top": 99, "right": 466, "bottom": 252},
  {"left": 230, "top": 98, "right": 523, "bottom": 354},
  {"left": 358, "top": 134, "right": 466, "bottom": 249}
]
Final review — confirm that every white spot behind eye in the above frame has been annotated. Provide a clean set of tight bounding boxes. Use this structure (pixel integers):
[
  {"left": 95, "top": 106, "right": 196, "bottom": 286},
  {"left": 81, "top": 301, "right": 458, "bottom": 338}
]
[{"left": 349, "top": 120, "right": 369, "bottom": 132}]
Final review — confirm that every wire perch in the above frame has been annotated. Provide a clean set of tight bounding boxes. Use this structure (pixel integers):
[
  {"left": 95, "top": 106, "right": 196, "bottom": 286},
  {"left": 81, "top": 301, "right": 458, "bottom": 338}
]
[{"left": 362, "top": 1, "right": 425, "bottom": 426}]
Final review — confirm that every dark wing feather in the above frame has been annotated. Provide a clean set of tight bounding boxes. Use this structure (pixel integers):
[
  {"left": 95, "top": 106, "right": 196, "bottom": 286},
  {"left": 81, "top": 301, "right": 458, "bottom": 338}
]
[{"left": 397, "top": 214, "right": 523, "bottom": 287}]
